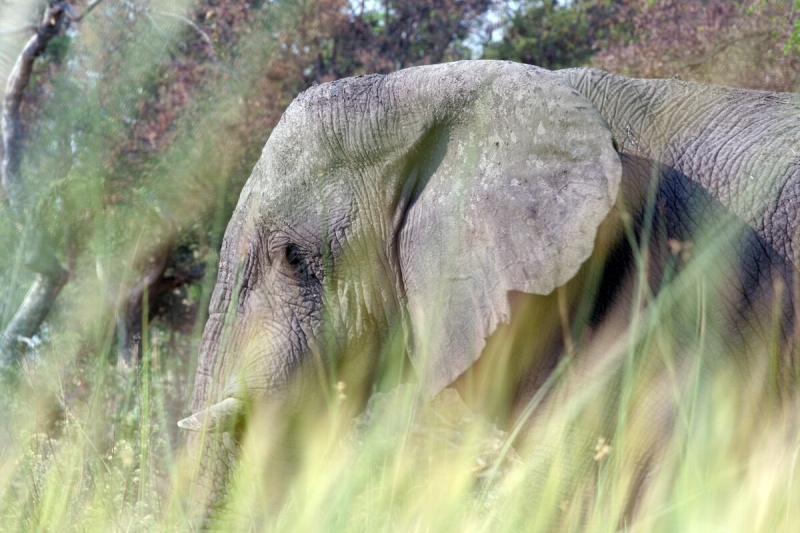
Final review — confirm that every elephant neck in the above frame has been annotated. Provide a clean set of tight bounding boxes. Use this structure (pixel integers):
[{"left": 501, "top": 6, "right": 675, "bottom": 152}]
[{"left": 565, "top": 67, "right": 800, "bottom": 272}]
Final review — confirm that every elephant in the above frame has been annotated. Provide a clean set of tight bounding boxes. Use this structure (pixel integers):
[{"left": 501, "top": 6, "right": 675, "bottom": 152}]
[{"left": 178, "top": 60, "right": 799, "bottom": 520}]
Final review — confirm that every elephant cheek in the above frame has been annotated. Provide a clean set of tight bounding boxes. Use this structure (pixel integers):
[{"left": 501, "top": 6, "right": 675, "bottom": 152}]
[
  {"left": 223, "top": 314, "right": 307, "bottom": 400},
  {"left": 193, "top": 310, "right": 266, "bottom": 409}
]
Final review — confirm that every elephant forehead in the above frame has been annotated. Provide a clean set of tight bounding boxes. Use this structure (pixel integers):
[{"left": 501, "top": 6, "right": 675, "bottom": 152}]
[
  {"left": 258, "top": 61, "right": 581, "bottom": 174},
  {"left": 240, "top": 124, "right": 352, "bottom": 214}
]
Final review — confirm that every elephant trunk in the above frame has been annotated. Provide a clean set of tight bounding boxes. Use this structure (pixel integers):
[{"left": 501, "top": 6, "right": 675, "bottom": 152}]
[
  {"left": 183, "top": 429, "right": 237, "bottom": 526},
  {"left": 191, "top": 312, "right": 224, "bottom": 408},
  {"left": 181, "top": 310, "right": 230, "bottom": 524},
  {"left": 182, "top": 238, "right": 243, "bottom": 522}
]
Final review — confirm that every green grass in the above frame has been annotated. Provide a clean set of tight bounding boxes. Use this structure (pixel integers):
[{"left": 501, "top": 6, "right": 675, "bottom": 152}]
[{"left": 2, "top": 306, "right": 797, "bottom": 532}]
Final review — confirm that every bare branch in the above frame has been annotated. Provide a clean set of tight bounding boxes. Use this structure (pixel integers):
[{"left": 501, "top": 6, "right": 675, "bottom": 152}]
[
  {"left": 2, "top": 1, "right": 105, "bottom": 207},
  {"left": 2, "top": 2, "right": 73, "bottom": 210},
  {"left": 0, "top": 272, "right": 68, "bottom": 367},
  {"left": 153, "top": 10, "right": 219, "bottom": 62},
  {"left": 73, "top": 0, "right": 106, "bottom": 23},
  {"left": 119, "top": 251, "right": 169, "bottom": 363}
]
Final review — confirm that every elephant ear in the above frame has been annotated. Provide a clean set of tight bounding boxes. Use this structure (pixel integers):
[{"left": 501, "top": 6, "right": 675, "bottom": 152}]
[{"left": 394, "top": 63, "right": 621, "bottom": 397}]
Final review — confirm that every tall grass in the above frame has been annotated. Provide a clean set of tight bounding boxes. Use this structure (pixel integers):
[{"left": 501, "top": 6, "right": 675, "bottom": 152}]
[{"left": 2, "top": 324, "right": 798, "bottom": 532}]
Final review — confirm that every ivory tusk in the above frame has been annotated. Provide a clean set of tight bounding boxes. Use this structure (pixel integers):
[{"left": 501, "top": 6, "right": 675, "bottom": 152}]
[{"left": 177, "top": 397, "right": 245, "bottom": 432}]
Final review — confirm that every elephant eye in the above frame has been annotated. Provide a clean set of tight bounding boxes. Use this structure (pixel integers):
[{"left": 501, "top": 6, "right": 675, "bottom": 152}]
[
  {"left": 284, "top": 243, "right": 316, "bottom": 280},
  {"left": 285, "top": 243, "right": 303, "bottom": 269}
]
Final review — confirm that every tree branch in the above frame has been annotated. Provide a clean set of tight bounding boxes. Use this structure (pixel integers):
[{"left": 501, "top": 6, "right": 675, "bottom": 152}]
[
  {"left": 73, "top": 0, "right": 106, "bottom": 23},
  {"left": 0, "top": 272, "right": 68, "bottom": 366},
  {"left": 0, "top": 0, "right": 103, "bottom": 367},
  {"left": 119, "top": 251, "right": 169, "bottom": 363},
  {"left": 2, "top": 2, "right": 82, "bottom": 211},
  {"left": 154, "top": 10, "right": 219, "bottom": 63}
]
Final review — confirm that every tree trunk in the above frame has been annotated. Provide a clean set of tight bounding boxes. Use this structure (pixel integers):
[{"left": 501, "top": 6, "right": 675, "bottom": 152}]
[
  {"left": 0, "top": 272, "right": 68, "bottom": 366},
  {"left": 0, "top": 2, "right": 103, "bottom": 367}
]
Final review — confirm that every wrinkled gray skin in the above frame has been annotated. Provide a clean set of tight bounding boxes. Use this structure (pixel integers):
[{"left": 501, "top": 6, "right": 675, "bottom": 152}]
[{"left": 181, "top": 61, "right": 799, "bottom": 519}]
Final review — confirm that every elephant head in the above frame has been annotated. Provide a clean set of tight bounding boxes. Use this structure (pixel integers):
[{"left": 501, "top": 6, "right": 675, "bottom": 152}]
[
  {"left": 180, "top": 60, "right": 800, "bottom": 517},
  {"left": 184, "top": 60, "right": 621, "bottom": 415}
]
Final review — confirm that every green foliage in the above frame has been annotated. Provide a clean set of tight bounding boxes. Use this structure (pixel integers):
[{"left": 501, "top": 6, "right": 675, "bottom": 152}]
[
  {"left": 297, "top": 0, "right": 492, "bottom": 82},
  {"left": 42, "top": 34, "right": 72, "bottom": 65},
  {"left": 783, "top": 0, "right": 800, "bottom": 53},
  {"left": 591, "top": 0, "right": 800, "bottom": 91},
  {"left": 484, "top": 0, "right": 630, "bottom": 69},
  {"left": 485, "top": 1, "right": 799, "bottom": 92}
]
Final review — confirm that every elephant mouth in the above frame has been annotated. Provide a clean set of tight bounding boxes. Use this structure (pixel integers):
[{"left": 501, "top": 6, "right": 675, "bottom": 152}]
[{"left": 178, "top": 397, "right": 246, "bottom": 433}]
